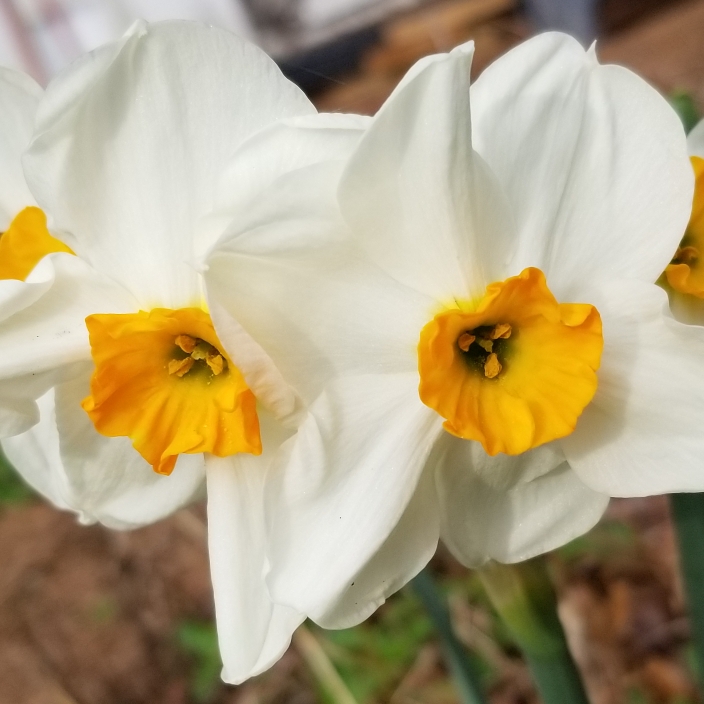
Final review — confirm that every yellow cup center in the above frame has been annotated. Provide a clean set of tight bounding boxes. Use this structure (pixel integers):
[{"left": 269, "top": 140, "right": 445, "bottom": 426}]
[
  {"left": 664, "top": 156, "right": 704, "bottom": 298},
  {"left": 82, "top": 307, "right": 261, "bottom": 475},
  {"left": 417, "top": 267, "right": 603, "bottom": 456}
]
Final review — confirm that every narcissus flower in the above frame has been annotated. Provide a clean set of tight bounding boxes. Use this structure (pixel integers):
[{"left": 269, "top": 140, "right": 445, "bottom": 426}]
[
  {"left": 0, "top": 20, "right": 344, "bottom": 683},
  {"left": 660, "top": 118, "right": 704, "bottom": 324},
  {"left": 205, "top": 33, "right": 704, "bottom": 628},
  {"left": 0, "top": 67, "right": 76, "bottom": 434}
]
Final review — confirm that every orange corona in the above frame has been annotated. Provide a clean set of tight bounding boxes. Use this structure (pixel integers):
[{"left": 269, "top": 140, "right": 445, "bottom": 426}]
[
  {"left": 418, "top": 268, "right": 603, "bottom": 455},
  {"left": 82, "top": 307, "right": 261, "bottom": 475}
]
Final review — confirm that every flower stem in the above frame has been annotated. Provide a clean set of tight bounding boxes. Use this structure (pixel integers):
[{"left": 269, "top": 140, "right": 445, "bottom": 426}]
[
  {"left": 293, "top": 624, "right": 359, "bottom": 704},
  {"left": 478, "top": 558, "right": 589, "bottom": 704},
  {"left": 670, "top": 492, "right": 704, "bottom": 684},
  {"left": 412, "top": 568, "right": 488, "bottom": 704}
]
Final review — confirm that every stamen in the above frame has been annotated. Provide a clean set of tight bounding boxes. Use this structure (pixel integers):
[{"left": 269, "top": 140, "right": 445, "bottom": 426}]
[
  {"left": 170, "top": 334, "right": 228, "bottom": 378},
  {"left": 484, "top": 353, "right": 502, "bottom": 379},
  {"left": 477, "top": 338, "right": 493, "bottom": 353},
  {"left": 169, "top": 357, "right": 195, "bottom": 377},
  {"left": 206, "top": 352, "right": 224, "bottom": 376},
  {"left": 489, "top": 323, "right": 512, "bottom": 340},
  {"left": 458, "top": 332, "right": 475, "bottom": 352},
  {"left": 175, "top": 334, "right": 197, "bottom": 353}
]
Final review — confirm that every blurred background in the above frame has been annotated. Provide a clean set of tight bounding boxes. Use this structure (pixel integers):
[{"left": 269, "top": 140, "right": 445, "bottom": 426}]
[{"left": 1, "top": 1, "right": 704, "bottom": 703}]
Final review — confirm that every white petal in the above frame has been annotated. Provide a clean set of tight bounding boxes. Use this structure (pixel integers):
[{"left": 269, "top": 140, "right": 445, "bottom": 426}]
[
  {"left": 564, "top": 280, "right": 704, "bottom": 495},
  {"left": 688, "top": 118, "right": 704, "bottom": 158},
  {"left": 25, "top": 20, "right": 314, "bottom": 308},
  {"left": 1, "top": 388, "right": 73, "bottom": 511},
  {"left": 208, "top": 296, "right": 303, "bottom": 426},
  {"left": 440, "top": 437, "right": 567, "bottom": 493},
  {"left": 436, "top": 434, "right": 609, "bottom": 566},
  {"left": 0, "top": 254, "right": 134, "bottom": 436},
  {"left": 206, "top": 412, "right": 303, "bottom": 684},
  {"left": 0, "top": 255, "right": 133, "bottom": 375},
  {"left": 0, "top": 67, "right": 41, "bottom": 228},
  {"left": 338, "top": 41, "right": 512, "bottom": 302},
  {"left": 0, "top": 364, "right": 89, "bottom": 437},
  {"left": 206, "top": 161, "right": 432, "bottom": 407},
  {"left": 264, "top": 373, "right": 443, "bottom": 623},
  {"left": 52, "top": 372, "right": 206, "bottom": 529},
  {"left": 315, "top": 465, "right": 440, "bottom": 630},
  {"left": 667, "top": 288, "right": 704, "bottom": 326},
  {"left": 471, "top": 33, "right": 692, "bottom": 298},
  {"left": 205, "top": 111, "right": 370, "bottom": 251}
]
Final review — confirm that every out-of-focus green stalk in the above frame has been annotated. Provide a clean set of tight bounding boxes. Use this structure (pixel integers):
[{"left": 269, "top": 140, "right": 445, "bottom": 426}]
[
  {"left": 412, "top": 569, "right": 488, "bottom": 704},
  {"left": 670, "top": 90, "right": 700, "bottom": 134},
  {"left": 670, "top": 493, "right": 704, "bottom": 685},
  {"left": 478, "top": 558, "right": 589, "bottom": 704}
]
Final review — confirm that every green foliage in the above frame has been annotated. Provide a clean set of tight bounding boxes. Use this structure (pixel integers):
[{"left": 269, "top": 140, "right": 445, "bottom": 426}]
[
  {"left": 88, "top": 595, "right": 119, "bottom": 625},
  {"left": 0, "top": 448, "right": 34, "bottom": 505},
  {"left": 176, "top": 620, "right": 222, "bottom": 703},
  {"left": 670, "top": 91, "right": 701, "bottom": 135},
  {"left": 557, "top": 518, "right": 636, "bottom": 564},
  {"left": 315, "top": 589, "right": 434, "bottom": 703},
  {"left": 625, "top": 687, "right": 649, "bottom": 704}
]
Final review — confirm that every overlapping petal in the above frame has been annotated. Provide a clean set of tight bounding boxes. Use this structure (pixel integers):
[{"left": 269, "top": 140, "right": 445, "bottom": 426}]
[
  {"left": 435, "top": 435, "right": 608, "bottom": 566},
  {"left": 264, "top": 374, "right": 443, "bottom": 623},
  {"left": 206, "top": 159, "right": 432, "bottom": 407},
  {"left": 52, "top": 373, "right": 205, "bottom": 529},
  {"left": 0, "top": 67, "right": 41, "bottom": 229},
  {"left": 25, "top": 20, "right": 314, "bottom": 309},
  {"left": 206, "top": 414, "right": 303, "bottom": 684},
  {"left": 338, "top": 41, "right": 513, "bottom": 302},
  {"left": 316, "top": 465, "right": 439, "bottom": 630},
  {"left": 564, "top": 280, "right": 704, "bottom": 495},
  {"left": 0, "top": 255, "right": 134, "bottom": 436},
  {"left": 1, "top": 388, "right": 73, "bottom": 510},
  {"left": 470, "top": 33, "right": 692, "bottom": 300}
]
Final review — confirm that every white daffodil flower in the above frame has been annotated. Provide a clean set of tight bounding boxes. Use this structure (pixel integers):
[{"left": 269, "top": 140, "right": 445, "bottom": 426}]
[
  {"left": 205, "top": 33, "right": 704, "bottom": 629},
  {"left": 659, "top": 118, "right": 704, "bottom": 323},
  {"left": 0, "top": 20, "right": 363, "bottom": 683},
  {"left": 0, "top": 67, "right": 77, "bottom": 443}
]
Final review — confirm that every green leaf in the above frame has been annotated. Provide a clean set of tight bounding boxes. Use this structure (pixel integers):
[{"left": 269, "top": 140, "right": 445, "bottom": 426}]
[
  {"left": 670, "top": 91, "right": 700, "bottom": 134},
  {"left": 176, "top": 620, "right": 222, "bottom": 703}
]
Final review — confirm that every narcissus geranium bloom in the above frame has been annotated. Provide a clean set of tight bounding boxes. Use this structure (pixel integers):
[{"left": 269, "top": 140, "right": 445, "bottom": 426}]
[
  {"left": 0, "top": 20, "right": 336, "bottom": 683},
  {"left": 660, "top": 118, "right": 704, "bottom": 324},
  {"left": 205, "top": 33, "right": 704, "bottom": 627},
  {"left": 0, "top": 67, "right": 77, "bottom": 432}
]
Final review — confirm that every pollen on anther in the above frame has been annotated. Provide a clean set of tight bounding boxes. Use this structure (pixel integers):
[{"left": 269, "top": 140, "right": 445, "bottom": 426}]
[
  {"left": 490, "top": 323, "right": 512, "bottom": 340},
  {"left": 206, "top": 352, "right": 224, "bottom": 376},
  {"left": 175, "top": 334, "right": 196, "bottom": 353},
  {"left": 169, "top": 357, "right": 195, "bottom": 377},
  {"left": 458, "top": 332, "right": 475, "bottom": 352},
  {"left": 484, "top": 353, "right": 502, "bottom": 379}
]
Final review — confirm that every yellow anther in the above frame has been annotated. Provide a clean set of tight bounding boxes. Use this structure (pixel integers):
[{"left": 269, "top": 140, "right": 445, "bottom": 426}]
[
  {"left": 477, "top": 338, "right": 493, "bottom": 353},
  {"left": 484, "top": 353, "right": 502, "bottom": 379},
  {"left": 490, "top": 323, "right": 512, "bottom": 340},
  {"left": 206, "top": 352, "right": 224, "bottom": 376},
  {"left": 175, "top": 334, "right": 197, "bottom": 353},
  {"left": 457, "top": 332, "right": 475, "bottom": 352},
  {"left": 168, "top": 357, "right": 195, "bottom": 377}
]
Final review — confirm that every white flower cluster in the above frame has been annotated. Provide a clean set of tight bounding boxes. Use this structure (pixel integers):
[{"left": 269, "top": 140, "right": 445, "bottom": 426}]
[{"left": 0, "top": 20, "right": 701, "bottom": 683}]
